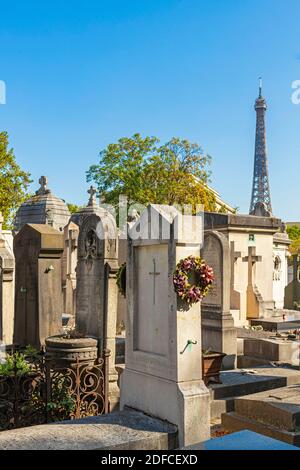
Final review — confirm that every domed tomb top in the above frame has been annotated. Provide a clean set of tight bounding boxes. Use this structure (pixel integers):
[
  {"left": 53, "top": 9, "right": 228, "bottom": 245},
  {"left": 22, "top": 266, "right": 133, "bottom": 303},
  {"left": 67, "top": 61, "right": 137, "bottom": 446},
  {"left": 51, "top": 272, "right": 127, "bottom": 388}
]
[{"left": 14, "top": 176, "right": 71, "bottom": 233}]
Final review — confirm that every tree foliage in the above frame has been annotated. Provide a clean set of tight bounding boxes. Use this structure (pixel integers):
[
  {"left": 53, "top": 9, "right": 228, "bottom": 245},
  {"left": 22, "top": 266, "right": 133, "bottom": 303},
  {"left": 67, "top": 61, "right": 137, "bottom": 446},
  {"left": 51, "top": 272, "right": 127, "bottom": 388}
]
[
  {"left": 287, "top": 225, "right": 300, "bottom": 255},
  {"left": 87, "top": 134, "right": 216, "bottom": 213},
  {"left": 0, "top": 132, "right": 31, "bottom": 228},
  {"left": 287, "top": 225, "right": 300, "bottom": 241},
  {"left": 67, "top": 203, "right": 83, "bottom": 214}
]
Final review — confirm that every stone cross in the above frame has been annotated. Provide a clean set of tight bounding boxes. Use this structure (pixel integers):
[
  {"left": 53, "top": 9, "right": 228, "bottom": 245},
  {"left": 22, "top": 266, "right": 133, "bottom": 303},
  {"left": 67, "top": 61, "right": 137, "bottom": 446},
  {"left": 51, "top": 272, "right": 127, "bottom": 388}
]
[
  {"left": 39, "top": 176, "right": 48, "bottom": 192},
  {"left": 230, "top": 241, "right": 241, "bottom": 309},
  {"left": 230, "top": 242, "right": 241, "bottom": 284},
  {"left": 36, "top": 176, "right": 48, "bottom": 195},
  {"left": 242, "top": 246, "right": 262, "bottom": 287},
  {"left": 149, "top": 258, "right": 160, "bottom": 305},
  {"left": 87, "top": 186, "right": 97, "bottom": 207}
]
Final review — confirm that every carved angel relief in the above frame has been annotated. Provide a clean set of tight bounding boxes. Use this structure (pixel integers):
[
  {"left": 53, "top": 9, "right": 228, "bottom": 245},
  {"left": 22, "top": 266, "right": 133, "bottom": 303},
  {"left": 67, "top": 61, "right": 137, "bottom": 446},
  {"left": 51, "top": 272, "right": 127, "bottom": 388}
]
[{"left": 84, "top": 229, "right": 97, "bottom": 270}]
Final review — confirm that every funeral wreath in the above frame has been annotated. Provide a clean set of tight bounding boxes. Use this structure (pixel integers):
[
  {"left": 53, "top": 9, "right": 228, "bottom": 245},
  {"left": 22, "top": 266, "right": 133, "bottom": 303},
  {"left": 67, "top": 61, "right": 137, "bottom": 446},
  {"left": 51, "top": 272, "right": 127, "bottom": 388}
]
[{"left": 173, "top": 255, "right": 214, "bottom": 304}]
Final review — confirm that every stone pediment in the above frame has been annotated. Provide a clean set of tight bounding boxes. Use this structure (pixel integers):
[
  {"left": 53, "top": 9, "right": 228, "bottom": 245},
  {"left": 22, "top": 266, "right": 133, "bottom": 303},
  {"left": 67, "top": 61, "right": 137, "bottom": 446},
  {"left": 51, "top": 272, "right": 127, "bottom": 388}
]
[{"left": 129, "top": 204, "right": 203, "bottom": 244}]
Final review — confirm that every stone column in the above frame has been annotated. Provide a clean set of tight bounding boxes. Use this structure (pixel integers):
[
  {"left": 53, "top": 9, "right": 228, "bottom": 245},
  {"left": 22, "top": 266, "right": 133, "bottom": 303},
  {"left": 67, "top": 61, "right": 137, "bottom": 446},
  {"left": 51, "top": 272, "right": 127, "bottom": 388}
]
[{"left": 0, "top": 213, "right": 15, "bottom": 346}]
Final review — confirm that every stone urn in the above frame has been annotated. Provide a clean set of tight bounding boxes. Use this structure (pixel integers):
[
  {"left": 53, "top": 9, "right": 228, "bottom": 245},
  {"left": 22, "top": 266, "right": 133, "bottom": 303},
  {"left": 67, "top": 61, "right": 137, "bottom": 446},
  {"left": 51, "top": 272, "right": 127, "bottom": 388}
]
[
  {"left": 202, "top": 351, "right": 227, "bottom": 385},
  {"left": 45, "top": 335, "right": 98, "bottom": 368}
]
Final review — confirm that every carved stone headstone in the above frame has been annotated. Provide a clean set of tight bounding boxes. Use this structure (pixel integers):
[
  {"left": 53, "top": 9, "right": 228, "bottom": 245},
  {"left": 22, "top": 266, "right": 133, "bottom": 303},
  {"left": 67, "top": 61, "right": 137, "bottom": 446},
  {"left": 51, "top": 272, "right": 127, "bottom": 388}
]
[
  {"left": 14, "top": 224, "right": 64, "bottom": 348},
  {"left": 76, "top": 210, "right": 119, "bottom": 409},
  {"left": 201, "top": 230, "right": 237, "bottom": 369},
  {"left": 121, "top": 204, "right": 210, "bottom": 448},
  {"left": 0, "top": 213, "right": 15, "bottom": 346}
]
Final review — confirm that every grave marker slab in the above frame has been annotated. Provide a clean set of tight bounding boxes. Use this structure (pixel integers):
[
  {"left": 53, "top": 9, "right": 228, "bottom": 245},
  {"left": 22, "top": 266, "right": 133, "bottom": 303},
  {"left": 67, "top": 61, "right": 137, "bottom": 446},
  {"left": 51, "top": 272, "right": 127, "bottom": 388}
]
[
  {"left": 14, "top": 224, "right": 64, "bottom": 348},
  {"left": 76, "top": 210, "right": 119, "bottom": 409},
  {"left": 121, "top": 204, "right": 210, "bottom": 448}
]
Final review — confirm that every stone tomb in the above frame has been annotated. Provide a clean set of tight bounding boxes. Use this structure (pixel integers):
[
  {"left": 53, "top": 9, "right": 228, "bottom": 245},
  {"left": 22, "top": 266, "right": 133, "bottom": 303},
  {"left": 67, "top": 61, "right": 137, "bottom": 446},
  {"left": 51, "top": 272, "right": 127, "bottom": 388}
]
[
  {"left": 285, "top": 255, "right": 300, "bottom": 310},
  {"left": 121, "top": 204, "right": 210, "bottom": 448},
  {"left": 0, "top": 213, "right": 15, "bottom": 346},
  {"left": 14, "top": 224, "right": 64, "bottom": 348},
  {"left": 222, "top": 384, "right": 300, "bottom": 447},
  {"left": 204, "top": 212, "right": 282, "bottom": 323},
  {"left": 273, "top": 228, "right": 290, "bottom": 309},
  {"left": 76, "top": 209, "right": 119, "bottom": 409},
  {"left": 201, "top": 230, "right": 237, "bottom": 369},
  {"left": 14, "top": 176, "right": 71, "bottom": 233}
]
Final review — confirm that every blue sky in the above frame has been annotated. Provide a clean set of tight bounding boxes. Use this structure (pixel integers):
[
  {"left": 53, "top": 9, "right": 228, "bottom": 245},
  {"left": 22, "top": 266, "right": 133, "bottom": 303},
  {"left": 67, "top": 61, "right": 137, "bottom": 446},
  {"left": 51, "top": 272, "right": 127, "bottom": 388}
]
[{"left": 0, "top": 0, "right": 299, "bottom": 219}]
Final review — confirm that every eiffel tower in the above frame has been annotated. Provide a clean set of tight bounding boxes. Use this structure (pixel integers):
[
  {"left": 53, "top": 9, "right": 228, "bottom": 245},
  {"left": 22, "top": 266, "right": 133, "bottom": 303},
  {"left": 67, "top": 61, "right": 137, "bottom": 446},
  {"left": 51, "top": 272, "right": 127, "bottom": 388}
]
[{"left": 249, "top": 78, "right": 272, "bottom": 216}]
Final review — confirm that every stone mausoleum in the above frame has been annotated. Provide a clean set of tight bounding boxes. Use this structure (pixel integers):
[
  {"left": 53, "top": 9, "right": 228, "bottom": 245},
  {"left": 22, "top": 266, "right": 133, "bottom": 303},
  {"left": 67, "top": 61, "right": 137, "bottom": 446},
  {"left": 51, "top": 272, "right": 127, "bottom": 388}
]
[{"left": 14, "top": 176, "right": 70, "bottom": 233}]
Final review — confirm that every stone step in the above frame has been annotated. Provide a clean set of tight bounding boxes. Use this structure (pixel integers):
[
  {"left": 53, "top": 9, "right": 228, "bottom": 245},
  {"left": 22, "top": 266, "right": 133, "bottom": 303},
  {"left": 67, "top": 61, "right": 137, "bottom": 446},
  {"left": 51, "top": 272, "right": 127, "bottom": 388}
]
[
  {"left": 211, "top": 397, "right": 235, "bottom": 419},
  {"left": 222, "top": 412, "right": 300, "bottom": 447},
  {"left": 0, "top": 409, "right": 178, "bottom": 450},
  {"left": 251, "top": 312, "right": 300, "bottom": 332},
  {"left": 237, "top": 355, "right": 270, "bottom": 368},
  {"left": 242, "top": 337, "right": 300, "bottom": 365},
  {"left": 210, "top": 367, "right": 300, "bottom": 400},
  {"left": 234, "top": 385, "right": 300, "bottom": 431},
  {"left": 209, "top": 367, "right": 300, "bottom": 419}
]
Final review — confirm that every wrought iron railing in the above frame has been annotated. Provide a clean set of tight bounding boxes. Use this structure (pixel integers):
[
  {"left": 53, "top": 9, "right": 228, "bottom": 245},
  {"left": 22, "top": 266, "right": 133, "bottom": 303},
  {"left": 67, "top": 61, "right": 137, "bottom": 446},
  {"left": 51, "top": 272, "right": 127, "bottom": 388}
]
[{"left": 0, "top": 349, "right": 109, "bottom": 431}]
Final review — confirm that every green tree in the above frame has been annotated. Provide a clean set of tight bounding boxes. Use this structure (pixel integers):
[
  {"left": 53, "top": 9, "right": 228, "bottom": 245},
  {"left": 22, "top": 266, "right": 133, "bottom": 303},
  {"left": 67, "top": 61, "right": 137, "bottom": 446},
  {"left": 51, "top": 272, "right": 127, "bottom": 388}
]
[
  {"left": 287, "top": 225, "right": 300, "bottom": 241},
  {"left": 0, "top": 132, "right": 31, "bottom": 228},
  {"left": 67, "top": 203, "right": 82, "bottom": 214},
  {"left": 287, "top": 225, "right": 300, "bottom": 255},
  {"left": 87, "top": 134, "right": 216, "bottom": 214}
]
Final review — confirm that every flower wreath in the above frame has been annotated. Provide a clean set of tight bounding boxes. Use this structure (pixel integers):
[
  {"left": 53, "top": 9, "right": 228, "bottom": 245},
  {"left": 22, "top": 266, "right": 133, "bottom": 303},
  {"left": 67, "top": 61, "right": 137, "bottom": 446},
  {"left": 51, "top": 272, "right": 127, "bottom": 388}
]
[
  {"left": 173, "top": 255, "right": 214, "bottom": 304},
  {"left": 116, "top": 262, "right": 126, "bottom": 298}
]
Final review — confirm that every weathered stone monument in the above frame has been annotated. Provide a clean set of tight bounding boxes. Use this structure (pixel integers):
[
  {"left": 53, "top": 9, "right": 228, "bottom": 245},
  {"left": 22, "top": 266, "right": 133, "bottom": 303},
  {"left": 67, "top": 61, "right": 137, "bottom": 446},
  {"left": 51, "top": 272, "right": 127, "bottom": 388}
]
[
  {"left": 120, "top": 204, "right": 210, "bottom": 448},
  {"left": 0, "top": 213, "right": 15, "bottom": 346},
  {"left": 14, "top": 224, "right": 64, "bottom": 348},
  {"left": 204, "top": 212, "right": 281, "bottom": 323},
  {"left": 273, "top": 225, "right": 290, "bottom": 309},
  {"left": 201, "top": 230, "right": 237, "bottom": 369},
  {"left": 14, "top": 176, "right": 70, "bottom": 233},
  {"left": 62, "top": 220, "right": 79, "bottom": 319},
  {"left": 76, "top": 208, "right": 119, "bottom": 409},
  {"left": 285, "top": 255, "right": 300, "bottom": 310}
]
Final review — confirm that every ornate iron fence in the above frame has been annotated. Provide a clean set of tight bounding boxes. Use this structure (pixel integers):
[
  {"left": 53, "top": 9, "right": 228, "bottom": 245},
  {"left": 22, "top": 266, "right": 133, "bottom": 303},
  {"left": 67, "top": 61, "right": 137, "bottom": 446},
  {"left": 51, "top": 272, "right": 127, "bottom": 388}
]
[{"left": 0, "top": 349, "right": 109, "bottom": 431}]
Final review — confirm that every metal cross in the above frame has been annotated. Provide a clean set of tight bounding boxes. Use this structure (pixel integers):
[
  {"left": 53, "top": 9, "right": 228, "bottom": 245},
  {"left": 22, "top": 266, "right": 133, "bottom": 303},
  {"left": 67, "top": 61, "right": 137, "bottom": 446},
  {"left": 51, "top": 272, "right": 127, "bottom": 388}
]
[{"left": 149, "top": 258, "right": 160, "bottom": 305}]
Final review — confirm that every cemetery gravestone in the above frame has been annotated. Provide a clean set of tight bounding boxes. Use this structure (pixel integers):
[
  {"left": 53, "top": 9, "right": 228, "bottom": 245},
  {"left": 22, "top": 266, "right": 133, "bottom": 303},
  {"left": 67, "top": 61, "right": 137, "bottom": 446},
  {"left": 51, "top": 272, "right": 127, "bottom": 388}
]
[
  {"left": 0, "top": 213, "right": 15, "bottom": 346},
  {"left": 121, "top": 204, "right": 210, "bottom": 448},
  {"left": 201, "top": 230, "right": 237, "bottom": 369},
  {"left": 76, "top": 210, "right": 119, "bottom": 409},
  {"left": 285, "top": 255, "right": 300, "bottom": 310},
  {"left": 14, "top": 224, "right": 64, "bottom": 348}
]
